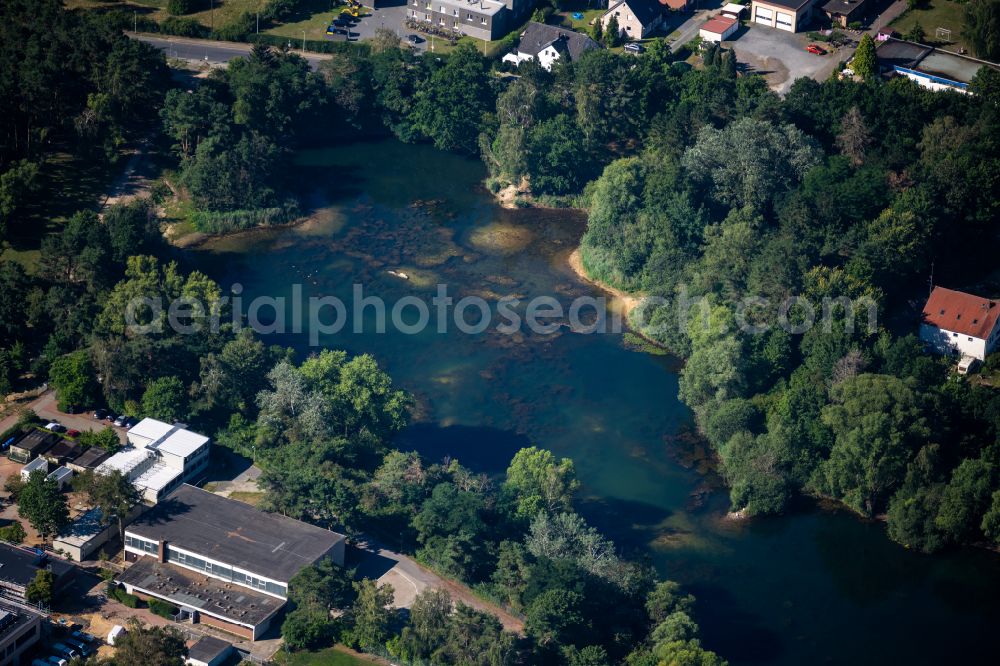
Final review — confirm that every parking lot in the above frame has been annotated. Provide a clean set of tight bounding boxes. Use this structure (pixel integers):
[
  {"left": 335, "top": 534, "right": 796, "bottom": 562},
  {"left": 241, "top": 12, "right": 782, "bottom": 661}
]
[{"left": 725, "top": 24, "right": 855, "bottom": 93}]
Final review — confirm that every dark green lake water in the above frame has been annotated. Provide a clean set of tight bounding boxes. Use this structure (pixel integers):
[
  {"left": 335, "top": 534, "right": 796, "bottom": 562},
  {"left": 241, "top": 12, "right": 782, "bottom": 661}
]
[{"left": 192, "top": 139, "right": 1000, "bottom": 665}]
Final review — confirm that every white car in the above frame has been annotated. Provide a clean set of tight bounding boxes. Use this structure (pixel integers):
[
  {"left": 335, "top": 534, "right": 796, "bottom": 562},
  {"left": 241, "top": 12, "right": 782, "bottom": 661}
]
[{"left": 44, "top": 422, "right": 66, "bottom": 432}]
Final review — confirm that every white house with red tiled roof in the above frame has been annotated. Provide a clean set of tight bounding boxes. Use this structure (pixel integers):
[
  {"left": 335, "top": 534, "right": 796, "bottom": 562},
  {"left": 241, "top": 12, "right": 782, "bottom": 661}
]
[{"left": 920, "top": 286, "right": 1000, "bottom": 361}]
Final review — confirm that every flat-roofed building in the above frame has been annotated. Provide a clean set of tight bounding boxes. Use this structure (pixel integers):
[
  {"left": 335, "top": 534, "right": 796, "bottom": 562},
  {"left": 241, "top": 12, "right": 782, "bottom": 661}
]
[
  {"left": 700, "top": 14, "right": 739, "bottom": 42},
  {"left": 7, "top": 430, "right": 58, "bottom": 465},
  {"left": 0, "top": 600, "right": 42, "bottom": 666},
  {"left": 185, "top": 635, "right": 234, "bottom": 666},
  {"left": 0, "top": 543, "right": 75, "bottom": 605},
  {"left": 875, "top": 38, "right": 1000, "bottom": 94},
  {"left": 40, "top": 440, "right": 83, "bottom": 467},
  {"left": 97, "top": 419, "right": 210, "bottom": 504},
  {"left": 118, "top": 484, "right": 346, "bottom": 640},
  {"left": 66, "top": 446, "right": 111, "bottom": 473}
]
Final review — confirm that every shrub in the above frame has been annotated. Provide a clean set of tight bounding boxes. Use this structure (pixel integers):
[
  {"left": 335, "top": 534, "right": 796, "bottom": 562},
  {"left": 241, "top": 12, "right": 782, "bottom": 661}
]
[
  {"left": 0, "top": 408, "right": 39, "bottom": 443},
  {"left": 109, "top": 585, "right": 141, "bottom": 608},
  {"left": 167, "top": 0, "right": 200, "bottom": 16},
  {"left": 160, "top": 16, "right": 210, "bottom": 38},
  {"left": 0, "top": 522, "right": 26, "bottom": 544},
  {"left": 212, "top": 12, "right": 256, "bottom": 41},
  {"left": 149, "top": 598, "right": 179, "bottom": 619}
]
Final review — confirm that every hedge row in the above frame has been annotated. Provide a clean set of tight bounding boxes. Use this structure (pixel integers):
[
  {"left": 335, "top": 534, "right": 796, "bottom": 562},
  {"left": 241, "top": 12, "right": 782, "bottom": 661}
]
[{"left": 149, "top": 598, "right": 180, "bottom": 619}]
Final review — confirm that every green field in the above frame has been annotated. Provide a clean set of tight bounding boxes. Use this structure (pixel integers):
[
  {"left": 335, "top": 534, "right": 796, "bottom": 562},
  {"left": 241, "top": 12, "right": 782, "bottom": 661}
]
[
  {"left": 66, "top": 0, "right": 280, "bottom": 31},
  {"left": 274, "top": 647, "right": 382, "bottom": 666},
  {"left": 890, "top": 0, "right": 970, "bottom": 52}
]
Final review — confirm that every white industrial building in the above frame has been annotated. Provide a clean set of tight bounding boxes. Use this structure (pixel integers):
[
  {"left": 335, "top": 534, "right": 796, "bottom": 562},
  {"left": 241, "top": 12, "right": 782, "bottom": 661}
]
[{"left": 96, "top": 419, "right": 210, "bottom": 504}]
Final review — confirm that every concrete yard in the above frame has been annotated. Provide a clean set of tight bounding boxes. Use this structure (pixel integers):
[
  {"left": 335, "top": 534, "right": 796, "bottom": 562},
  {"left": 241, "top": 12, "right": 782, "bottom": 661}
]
[{"left": 725, "top": 24, "right": 855, "bottom": 93}]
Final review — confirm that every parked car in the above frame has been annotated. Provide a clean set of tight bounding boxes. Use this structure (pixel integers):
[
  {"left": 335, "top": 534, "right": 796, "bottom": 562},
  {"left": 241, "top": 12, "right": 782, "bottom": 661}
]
[
  {"left": 407, "top": 34, "right": 423, "bottom": 45},
  {"left": 94, "top": 409, "right": 108, "bottom": 420},
  {"left": 113, "top": 415, "right": 127, "bottom": 427},
  {"left": 104, "top": 413, "right": 117, "bottom": 423},
  {"left": 64, "top": 638, "right": 91, "bottom": 655},
  {"left": 125, "top": 417, "right": 139, "bottom": 429},
  {"left": 71, "top": 631, "right": 95, "bottom": 643},
  {"left": 52, "top": 644, "right": 77, "bottom": 659},
  {"left": 806, "top": 44, "right": 825, "bottom": 55},
  {"left": 624, "top": 42, "right": 645, "bottom": 54},
  {"left": 65, "top": 429, "right": 80, "bottom": 438},
  {"left": 46, "top": 657, "right": 68, "bottom": 666},
  {"left": 44, "top": 422, "right": 66, "bottom": 432}
]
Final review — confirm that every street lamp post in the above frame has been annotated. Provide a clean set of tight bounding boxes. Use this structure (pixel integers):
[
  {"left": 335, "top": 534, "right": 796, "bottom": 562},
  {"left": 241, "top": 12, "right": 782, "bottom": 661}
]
[{"left": 302, "top": 30, "right": 307, "bottom": 53}]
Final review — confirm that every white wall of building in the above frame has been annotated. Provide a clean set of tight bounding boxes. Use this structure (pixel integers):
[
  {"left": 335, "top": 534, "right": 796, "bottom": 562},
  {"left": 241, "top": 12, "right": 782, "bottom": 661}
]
[{"left": 920, "top": 324, "right": 990, "bottom": 360}]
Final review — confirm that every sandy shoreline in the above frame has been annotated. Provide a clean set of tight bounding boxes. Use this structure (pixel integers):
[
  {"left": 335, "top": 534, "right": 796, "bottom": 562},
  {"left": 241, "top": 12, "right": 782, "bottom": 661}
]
[{"left": 567, "top": 247, "right": 643, "bottom": 321}]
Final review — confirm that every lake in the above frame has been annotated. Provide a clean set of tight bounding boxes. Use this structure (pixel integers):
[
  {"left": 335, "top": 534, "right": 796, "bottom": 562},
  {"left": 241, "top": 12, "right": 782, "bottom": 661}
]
[{"left": 190, "top": 139, "right": 1000, "bottom": 665}]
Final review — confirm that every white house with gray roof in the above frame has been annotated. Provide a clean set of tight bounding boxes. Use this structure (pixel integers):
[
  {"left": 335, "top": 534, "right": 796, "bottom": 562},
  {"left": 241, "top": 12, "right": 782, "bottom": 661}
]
[{"left": 502, "top": 22, "right": 601, "bottom": 70}]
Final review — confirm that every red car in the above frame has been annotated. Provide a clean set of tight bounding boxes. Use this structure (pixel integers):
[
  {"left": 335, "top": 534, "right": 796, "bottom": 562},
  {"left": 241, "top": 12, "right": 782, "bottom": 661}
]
[
  {"left": 806, "top": 44, "right": 825, "bottom": 55},
  {"left": 66, "top": 429, "right": 81, "bottom": 438}
]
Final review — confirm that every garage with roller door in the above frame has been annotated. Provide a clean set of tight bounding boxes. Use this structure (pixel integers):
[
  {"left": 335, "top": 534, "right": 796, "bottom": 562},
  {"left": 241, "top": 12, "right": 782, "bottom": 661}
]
[{"left": 750, "top": 0, "right": 814, "bottom": 32}]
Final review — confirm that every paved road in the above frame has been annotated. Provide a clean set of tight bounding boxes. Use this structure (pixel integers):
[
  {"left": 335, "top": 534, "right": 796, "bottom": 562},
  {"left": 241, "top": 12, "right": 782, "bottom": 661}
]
[
  {"left": 133, "top": 34, "right": 333, "bottom": 70},
  {"left": 0, "top": 390, "right": 126, "bottom": 442}
]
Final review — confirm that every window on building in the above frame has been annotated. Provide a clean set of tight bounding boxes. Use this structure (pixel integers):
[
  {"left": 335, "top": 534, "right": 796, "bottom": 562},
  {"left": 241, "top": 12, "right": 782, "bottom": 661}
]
[
  {"left": 969, "top": 337, "right": 974, "bottom": 341},
  {"left": 125, "top": 534, "right": 157, "bottom": 554},
  {"left": 481, "top": 17, "right": 487, "bottom": 23}
]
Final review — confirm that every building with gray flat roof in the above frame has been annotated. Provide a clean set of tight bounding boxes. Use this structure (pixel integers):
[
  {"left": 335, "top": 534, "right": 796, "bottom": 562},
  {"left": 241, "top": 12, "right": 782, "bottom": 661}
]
[
  {"left": 0, "top": 600, "right": 42, "bottom": 666},
  {"left": 875, "top": 37, "right": 1000, "bottom": 93},
  {"left": 119, "top": 484, "right": 346, "bottom": 640}
]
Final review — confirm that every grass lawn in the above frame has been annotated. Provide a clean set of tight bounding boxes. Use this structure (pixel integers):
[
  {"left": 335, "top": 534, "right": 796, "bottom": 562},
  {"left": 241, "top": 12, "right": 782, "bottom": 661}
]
[
  {"left": 556, "top": 8, "right": 604, "bottom": 32},
  {"left": 66, "top": 0, "right": 293, "bottom": 32},
  {"left": 228, "top": 491, "right": 265, "bottom": 506},
  {"left": 274, "top": 646, "right": 382, "bottom": 665},
  {"left": 263, "top": 0, "right": 348, "bottom": 41},
  {"left": 890, "top": 0, "right": 970, "bottom": 52}
]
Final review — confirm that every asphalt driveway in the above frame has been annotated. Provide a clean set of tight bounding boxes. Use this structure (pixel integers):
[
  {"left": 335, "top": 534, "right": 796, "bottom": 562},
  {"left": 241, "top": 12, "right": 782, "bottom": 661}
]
[{"left": 726, "top": 24, "right": 855, "bottom": 93}]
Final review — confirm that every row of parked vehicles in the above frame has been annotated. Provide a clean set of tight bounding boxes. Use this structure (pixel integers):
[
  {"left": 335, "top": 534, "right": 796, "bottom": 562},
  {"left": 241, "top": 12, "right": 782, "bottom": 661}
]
[
  {"left": 92, "top": 409, "right": 139, "bottom": 430},
  {"left": 31, "top": 630, "right": 98, "bottom": 666}
]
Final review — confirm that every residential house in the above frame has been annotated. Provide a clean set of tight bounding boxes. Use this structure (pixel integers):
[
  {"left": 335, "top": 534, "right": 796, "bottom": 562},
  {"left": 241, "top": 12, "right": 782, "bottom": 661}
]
[
  {"left": 660, "top": 0, "right": 692, "bottom": 10},
  {"left": 821, "top": 0, "right": 868, "bottom": 27},
  {"left": 700, "top": 14, "right": 739, "bottom": 42},
  {"left": 920, "top": 286, "right": 1000, "bottom": 361},
  {"left": 750, "top": 0, "right": 815, "bottom": 31},
  {"left": 601, "top": 0, "right": 665, "bottom": 40},
  {"left": 502, "top": 22, "right": 600, "bottom": 70},
  {"left": 117, "top": 484, "right": 346, "bottom": 640}
]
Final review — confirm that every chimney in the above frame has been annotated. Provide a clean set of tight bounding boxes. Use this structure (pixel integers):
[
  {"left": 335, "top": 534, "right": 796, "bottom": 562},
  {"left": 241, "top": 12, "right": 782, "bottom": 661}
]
[{"left": 158, "top": 540, "right": 167, "bottom": 563}]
